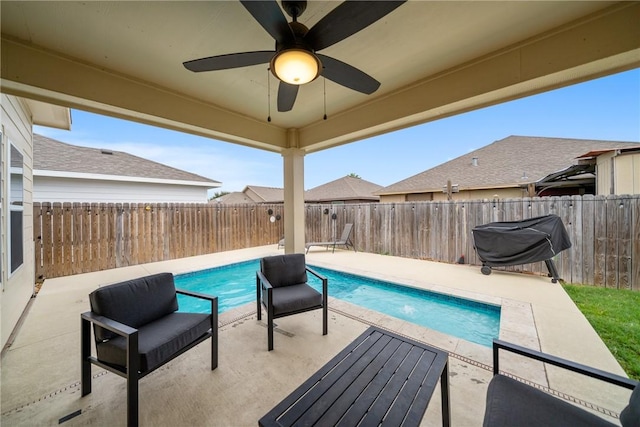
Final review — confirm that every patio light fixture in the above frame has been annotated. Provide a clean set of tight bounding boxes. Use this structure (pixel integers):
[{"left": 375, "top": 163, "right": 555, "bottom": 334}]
[{"left": 271, "top": 49, "right": 321, "bottom": 85}]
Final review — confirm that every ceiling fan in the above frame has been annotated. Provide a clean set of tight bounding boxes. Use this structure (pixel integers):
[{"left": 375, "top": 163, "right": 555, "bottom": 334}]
[{"left": 183, "top": 0, "right": 406, "bottom": 112}]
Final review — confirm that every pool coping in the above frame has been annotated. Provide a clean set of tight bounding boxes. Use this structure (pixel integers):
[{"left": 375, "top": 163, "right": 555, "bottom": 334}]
[
  {"left": 217, "top": 286, "right": 543, "bottom": 381},
  {"left": 210, "top": 257, "right": 546, "bottom": 388},
  {"left": 1, "top": 246, "right": 627, "bottom": 425},
  {"left": 171, "top": 252, "right": 591, "bottom": 394}
]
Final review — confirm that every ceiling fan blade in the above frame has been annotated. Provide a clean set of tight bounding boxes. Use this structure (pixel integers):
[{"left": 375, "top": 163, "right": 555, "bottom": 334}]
[
  {"left": 240, "top": 0, "right": 294, "bottom": 45},
  {"left": 306, "top": 1, "right": 406, "bottom": 51},
  {"left": 277, "top": 82, "right": 299, "bottom": 112},
  {"left": 183, "top": 51, "right": 274, "bottom": 72},
  {"left": 317, "top": 54, "right": 380, "bottom": 94}
]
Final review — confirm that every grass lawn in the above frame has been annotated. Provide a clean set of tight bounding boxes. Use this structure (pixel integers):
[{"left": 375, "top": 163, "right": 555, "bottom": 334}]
[{"left": 563, "top": 283, "right": 640, "bottom": 380}]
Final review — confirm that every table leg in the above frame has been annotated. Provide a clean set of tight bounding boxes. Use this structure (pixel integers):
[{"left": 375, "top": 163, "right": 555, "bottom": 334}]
[{"left": 441, "top": 360, "right": 451, "bottom": 427}]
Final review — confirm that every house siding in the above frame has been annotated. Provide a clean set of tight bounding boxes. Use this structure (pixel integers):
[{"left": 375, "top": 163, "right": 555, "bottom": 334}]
[
  {"left": 1, "top": 94, "right": 35, "bottom": 349},
  {"left": 615, "top": 153, "right": 640, "bottom": 195},
  {"left": 381, "top": 194, "right": 408, "bottom": 203},
  {"left": 406, "top": 193, "right": 432, "bottom": 202},
  {"left": 33, "top": 176, "right": 209, "bottom": 203},
  {"left": 596, "top": 151, "right": 640, "bottom": 195},
  {"left": 597, "top": 152, "right": 614, "bottom": 195},
  {"left": 383, "top": 187, "right": 524, "bottom": 202},
  {"left": 433, "top": 188, "right": 524, "bottom": 201}
]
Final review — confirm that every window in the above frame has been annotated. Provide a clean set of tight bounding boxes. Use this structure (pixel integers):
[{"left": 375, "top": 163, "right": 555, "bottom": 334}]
[
  {"left": 0, "top": 128, "right": 3, "bottom": 286},
  {"left": 9, "top": 142, "right": 24, "bottom": 274}
]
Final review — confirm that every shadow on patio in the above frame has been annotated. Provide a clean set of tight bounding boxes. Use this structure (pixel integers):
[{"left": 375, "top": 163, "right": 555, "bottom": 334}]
[{"left": 1, "top": 246, "right": 632, "bottom": 426}]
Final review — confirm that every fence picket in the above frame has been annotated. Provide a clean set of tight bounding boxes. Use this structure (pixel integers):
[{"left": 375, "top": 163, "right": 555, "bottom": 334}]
[
  {"left": 62, "top": 202, "right": 72, "bottom": 277},
  {"left": 52, "top": 202, "right": 63, "bottom": 277},
  {"left": 32, "top": 197, "right": 639, "bottom": 290},
  {"left": 33, "top": 203, "right": 44, "bottom": 282},
  {"left": 618, "top": 196, "right": 633, "bottom": 290}
]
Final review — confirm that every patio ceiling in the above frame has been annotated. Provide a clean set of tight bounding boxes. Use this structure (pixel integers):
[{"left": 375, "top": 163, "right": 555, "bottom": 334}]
[{"left": 1, "top": 1, "right": 639, "bottom": 155}]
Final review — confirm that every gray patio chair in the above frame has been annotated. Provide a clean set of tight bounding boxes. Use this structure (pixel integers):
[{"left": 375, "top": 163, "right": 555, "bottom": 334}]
[
  {"left": 484, "top": 339, "right": 639, "bottom": 427},
  {"left": 256, "top": 254, "right": 328, "bottom": 351},
  {"left": 81, "top": 272, "right": 218, "bottom": 427},
  {"left": 305, "top": 223, "right": 355, "bottom": 253}
]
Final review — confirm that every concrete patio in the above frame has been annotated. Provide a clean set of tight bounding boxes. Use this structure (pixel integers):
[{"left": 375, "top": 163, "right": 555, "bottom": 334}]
[{"left": 0, "top": 246, "right": 633, "bottom": 426}]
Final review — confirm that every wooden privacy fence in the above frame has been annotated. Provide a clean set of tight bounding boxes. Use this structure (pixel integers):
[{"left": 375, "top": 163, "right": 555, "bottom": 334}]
[
  {"left": 33, "top": 202, "right": 284, "bottom": 281},
  {"left": 305, "top": 195, "right": 640, "bottom": 291},
  {"left": 34, "top": 195, "right": 640, "bottom": 290}
]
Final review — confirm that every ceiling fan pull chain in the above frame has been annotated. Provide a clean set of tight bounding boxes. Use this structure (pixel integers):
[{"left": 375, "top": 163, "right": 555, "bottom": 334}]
[
  {"left": 267, "top": 67, "right": 272, "bottom": 122},
  {"left": 323, "top": 77, "right": 328, "bottom": 121}
]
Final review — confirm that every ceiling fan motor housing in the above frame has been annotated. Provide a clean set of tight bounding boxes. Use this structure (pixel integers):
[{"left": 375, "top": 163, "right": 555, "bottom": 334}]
[
  {"left": 282, "top": 0, "right": 307, "bottom": 20},
  {"left": 271, "top": 20, "right": 322, "bottom": 83}
]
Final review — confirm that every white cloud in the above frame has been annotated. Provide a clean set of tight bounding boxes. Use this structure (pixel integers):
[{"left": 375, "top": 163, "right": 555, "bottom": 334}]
[{"left": 34, "top": 126, "right": 282, "bottom": 194}]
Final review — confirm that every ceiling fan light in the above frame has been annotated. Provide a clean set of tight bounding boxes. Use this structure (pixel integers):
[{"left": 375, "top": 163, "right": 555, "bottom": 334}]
[{"left": 272, "top": 49, "right": 320, "bottom": 85}]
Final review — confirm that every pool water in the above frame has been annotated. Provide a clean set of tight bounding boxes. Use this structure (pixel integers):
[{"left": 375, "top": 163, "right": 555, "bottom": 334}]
[{"left": 175, "top": 260, "right": 500, "bottom": 347}]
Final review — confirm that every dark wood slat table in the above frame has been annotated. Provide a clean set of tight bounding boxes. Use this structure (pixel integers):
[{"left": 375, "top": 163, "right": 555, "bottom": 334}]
[{"left": 259, "top": 326, "right": 450, "bottom": 427}]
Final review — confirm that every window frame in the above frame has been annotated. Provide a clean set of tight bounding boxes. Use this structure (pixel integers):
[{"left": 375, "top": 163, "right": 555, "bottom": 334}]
[{"left": 8, "top": 139, "right": 24, "bottom": 277}]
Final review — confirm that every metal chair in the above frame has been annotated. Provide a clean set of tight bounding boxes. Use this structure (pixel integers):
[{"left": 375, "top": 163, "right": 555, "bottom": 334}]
[
  {"left": 256, "top": 254, "right": 327, "bottom": 351},
  {"left": 81, "top": 273, "right": 218, "bottom": 426}
]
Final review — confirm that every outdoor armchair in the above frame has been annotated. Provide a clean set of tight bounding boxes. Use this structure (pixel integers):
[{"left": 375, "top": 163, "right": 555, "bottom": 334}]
[
  {"left": 81, "top": 272, "right": 218, "bottom": 427},
  {"left": 256, "top": 254, "right": 328, "bottom": 351},
  {"left": 484, "top": 339, "right": 639, "bottom": 427}
]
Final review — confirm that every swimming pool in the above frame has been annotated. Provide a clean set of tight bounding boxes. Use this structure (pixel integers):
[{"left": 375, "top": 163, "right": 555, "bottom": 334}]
[{"left": 175, "top": 260, "right": 500, "bottom": 347}]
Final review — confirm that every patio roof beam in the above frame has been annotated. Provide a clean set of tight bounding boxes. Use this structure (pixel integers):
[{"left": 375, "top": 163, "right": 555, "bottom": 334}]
[
  {"left": 0, "top": 36, "right": 287, "bottom": 153},
  {"left": 297, "top": 2, "right": 640, "bottom": 152}
]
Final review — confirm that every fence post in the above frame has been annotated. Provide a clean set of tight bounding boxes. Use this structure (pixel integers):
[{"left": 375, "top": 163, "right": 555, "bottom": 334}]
[
  {"left": 33, "top": 202, "right": 44, "bottom": 283},
  {"left": 31, "top": 196, "right": 639, "bottom": 289}
]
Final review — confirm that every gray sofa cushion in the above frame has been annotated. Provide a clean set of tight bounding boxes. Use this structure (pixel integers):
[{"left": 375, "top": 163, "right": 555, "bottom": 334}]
[
  {"left": 90, "top": 273, "right": 179, "bottom": 341},
  {"left": 270, "top": 283, "right": 323, "bottom": 316},
  {"left": 261, "top": 254, "right": 307, "bottom": 288},
  {"left": 96, "top": 312, "right": 212, "bottom": 372},
  {"left": 620, "top": 385, "right": 640, "bottom": 427},
  {"left": 483, "top": 375, "right": 617, "bottom": 427}
]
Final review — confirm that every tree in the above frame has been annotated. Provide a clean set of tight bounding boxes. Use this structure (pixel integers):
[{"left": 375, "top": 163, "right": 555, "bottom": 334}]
[
  {"left": 209, "top": 191, "right": 230, "bottom": 201},
  {"left": 347, "top": 173, "right": 361, "bottom": 179}
]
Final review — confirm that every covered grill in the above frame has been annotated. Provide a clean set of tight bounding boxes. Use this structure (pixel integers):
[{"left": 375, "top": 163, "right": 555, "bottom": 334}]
[{"left": 471, "top": 214, "right": 572, "bottom": 283}]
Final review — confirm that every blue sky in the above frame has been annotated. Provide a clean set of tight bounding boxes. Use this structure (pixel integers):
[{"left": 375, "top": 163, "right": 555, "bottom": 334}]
[{"left": 35, "top": 69, "right": 639, "bottom": 196}]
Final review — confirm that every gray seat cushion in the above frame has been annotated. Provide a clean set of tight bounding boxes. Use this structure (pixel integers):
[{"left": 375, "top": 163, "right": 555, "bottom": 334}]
[
  {"left": 620, "top": 385, "right": 640, "bottom": 427},
  {"left": 260, "top": 254, "right": 307, "bottom": 288},
  {"left": 270, "top": 283, "right": 323, "bottom": 316},
  {"left": 90, "top": 272, "right": 179, "bottom": 342},
  {"left": 483, "top": 375, "right": 617, "bottom": 427},
  {"left": 96, "top": 312, "right": 212, "bottom": 372}
]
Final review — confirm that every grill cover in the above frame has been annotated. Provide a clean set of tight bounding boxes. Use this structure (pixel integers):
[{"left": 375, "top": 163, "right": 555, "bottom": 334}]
[{"left": 472, "top": 214, "right": 572, "bottom": 266}]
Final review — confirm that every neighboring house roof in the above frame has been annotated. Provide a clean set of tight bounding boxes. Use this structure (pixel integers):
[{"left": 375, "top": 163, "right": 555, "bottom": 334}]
[
  {"left": 213, "top": 192, "right": 255, "bottom": 203},
  {"left": 243, "top": 185, "right": 284, "bottom": 203},
  {"left": 576, "top": 145, "right": 640, "bottom": 158},
  {"left": 305, "top": 176, "right": 383, "bottom": 202},
  {"left": 376, "top": 136, "right": 640, "bottom": 195},
  {"left": 33, "top": 134, "right": 220, "bottom": 187}
]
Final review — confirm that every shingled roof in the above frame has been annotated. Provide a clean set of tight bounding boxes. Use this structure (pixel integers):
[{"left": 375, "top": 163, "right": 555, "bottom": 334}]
[
  {"left": 376, "top": 135, "right": 640, "bottom": 195},
  {"left": 33, "top": 134, "right": 219, "bottom": 185},
  {"left": 305, "top": 176, "right": 382, "bottom": 202},
  {"left": 214, "top": 192, "right": 255, "bottom": 203},
  {"left": 243, "top": 185, "right": 284, "bottom": 203}
]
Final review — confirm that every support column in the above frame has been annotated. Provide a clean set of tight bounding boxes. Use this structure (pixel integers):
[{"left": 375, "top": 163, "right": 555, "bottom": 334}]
[{"left": 282, "top": 129, "right": 305, "bottom": 254}]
